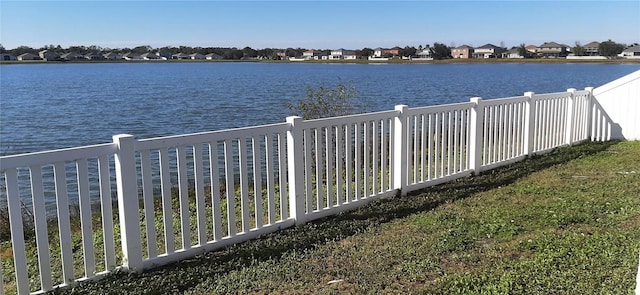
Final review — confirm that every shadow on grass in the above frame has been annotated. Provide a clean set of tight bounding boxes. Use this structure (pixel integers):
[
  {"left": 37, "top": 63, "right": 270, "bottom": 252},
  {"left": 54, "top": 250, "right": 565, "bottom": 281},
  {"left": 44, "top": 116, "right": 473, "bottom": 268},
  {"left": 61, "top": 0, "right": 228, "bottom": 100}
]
[{"left": 56, "top": 141, "right": 618, "bottom": 294}]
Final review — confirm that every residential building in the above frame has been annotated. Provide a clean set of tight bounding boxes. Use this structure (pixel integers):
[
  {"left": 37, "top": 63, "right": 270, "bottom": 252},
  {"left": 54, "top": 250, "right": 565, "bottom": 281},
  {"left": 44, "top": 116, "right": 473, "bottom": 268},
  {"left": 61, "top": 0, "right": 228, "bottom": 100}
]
[
  {"left": 537, "top": 42, "right": 570, "bottom": 58},
  {"left": 157, "top": 51, "right": 173, "bottom": 60},
  {"left": 0, "top": 53, "right": 17, "bottom": 61},
  {"left": 329, "top": 48, "right": 357, "bottom": 60},
  {"left": 372, "top": 47, "right": 402, "bottom": 58},
  {"left": 621, "top": 45, "right": 640, "bottom": 58},
  {"left": 123, "top": 53, "right": 142, "bottom": 60},
  {"left": 473, "top": 44, "right": 505, "bottom": 58},
  {"left": 17, "top": 53, "right": 39, "bottom": 61},
  {"left": 451, "top": 45, "right": 474, "bottom": 59},
  {"left": 188, "top": 53, "right": 205, "bottom": 60},
  {"left": 172, "top": 53, "right": 190, "bottom": 60},
  {"left": 39, "top": 50, "right": 60, "bottom": 61},
  {"left": 583, "top": 41, "right": 600, "bottom": 56},
  {"left": 140, "top": 52, "right": 163, "bottom": 60},
  {"left": 525, "top": 45, "right": 538, "bottom": 53},
  {"left": 303, "top": 50, "right": 322, "bottom": 60},
  {"left": 60, "top": 52, "right": 85, "bottom": 60},
  {"left": 84, "top": 52, "right": 105, "bottom": 60},
  {"left": 103, "top": 52, "right": 123, "bottom": 60},
  {"left": 414, "top": 49, "right": 433, "bottom": 59},
  {"left": 502, "top": 48, "right": 524, "bottom": 59},
  {"left": 205, "top": 53, "right": 223, "bottom": 60}
]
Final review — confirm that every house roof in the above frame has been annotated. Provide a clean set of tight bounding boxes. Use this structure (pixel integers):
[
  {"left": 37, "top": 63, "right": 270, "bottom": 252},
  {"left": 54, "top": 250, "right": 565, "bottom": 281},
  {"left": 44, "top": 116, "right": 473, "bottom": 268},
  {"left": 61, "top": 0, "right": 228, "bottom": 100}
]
[
  {"left": 539, "top": 42, "right": 569, "bottom": 48},
  {"left": 476, "top": 43, "right": 500, "bottom": 49},
  {"left": 17, "top": 53, "right": 37, "bottom": 58},
  {"left": 584, "top": 41, "right": 600, "bottom": 48},
  {"left": 61, "top": 52, "right": 83, "bottom": 58},
  {"left": 623, "top": 45, "right": 640, "bottom": 52},
  {"left": 454, "top": 45, "right": 474, "bottom": 50}
]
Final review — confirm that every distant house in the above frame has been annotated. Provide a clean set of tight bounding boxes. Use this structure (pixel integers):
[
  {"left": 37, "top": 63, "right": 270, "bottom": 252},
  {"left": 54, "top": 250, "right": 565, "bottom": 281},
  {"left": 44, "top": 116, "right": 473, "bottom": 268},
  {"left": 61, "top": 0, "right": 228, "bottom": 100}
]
[
  {"left": 473, "top": 44, "right": 505, "bottom": 58},
  {"left": 343, "top": 51, "right": 359, "bottom": 60},
  {"left": 621, "top": 45, "right": 640, "bottom": 58},
  {"left": 39, "top": 50, "right": 60, "bottom": 61},
  {"left": 205, "top": 53, "right": 223, "bottom": 60},
  {"left": 17, "top": 53, "right": 39, "bottom": 61},
  {"left": 0, "top": 53, "right": 17, "bottom": 61},
  {"left": 157, "top": 51, "right": 173, "bottom": 60},
  {"left": 329, "top": 49, "right": 356, "bottom": 60},
  {"left": 103, "top": 52, "right": 123, "bottom": 60},
  {"left": 537, "top": 42, "right": 570, "bottom": 58},
  {"left": 583, "top": 41, "right": 600, "bottom": 56},
  {"left": 303, "top": 50, "right": 322, "bottom": 60},
  {"left": 172, "top": 53, "right": 191, "bottom": 60},
  {"left": 371, "top": 47, "right": 403, "bottom": 58},
  {"left": 188, "top": 53, "right": 205, "bottom": 60},
  {"left": 525, "top": 45, "right": 538, "bottom": 53},
  {"left": 414, "top": 49, "right": 433, "bottom": 59},
  {"left": 452, "top": 45, "right": 474, "bottom": 59},
  {"left": 60, "top": 52, "right": 85, "bottom": 60},
  {"left": 85, "top": 52, "right": 105, "bottom": 60},
  {"left": 502, "top": 48, "right": 524, "bottom": 59},
  {"left": 140, "top": 52, "right": 163, "bottom": 60},
  {"left": 123, "top": 52, "right": 142, "bottom": 60}
]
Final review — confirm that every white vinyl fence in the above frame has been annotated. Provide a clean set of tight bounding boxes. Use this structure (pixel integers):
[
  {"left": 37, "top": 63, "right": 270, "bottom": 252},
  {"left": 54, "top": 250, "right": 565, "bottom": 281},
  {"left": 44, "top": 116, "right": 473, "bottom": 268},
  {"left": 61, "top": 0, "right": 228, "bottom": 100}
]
[{"left": 0, "top": 87, "right": 608, "bottom": 294}]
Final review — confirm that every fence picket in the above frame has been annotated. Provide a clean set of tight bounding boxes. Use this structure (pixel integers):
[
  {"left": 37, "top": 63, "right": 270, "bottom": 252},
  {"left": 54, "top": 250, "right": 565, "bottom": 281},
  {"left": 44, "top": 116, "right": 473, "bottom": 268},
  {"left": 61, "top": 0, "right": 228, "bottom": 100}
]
[
  {"left": 159, "top": 148, "right": 175, "bottom": 254},
  {"left": 193, "top": 144, "right": 207, "bottom": 244},
  {"left": 176, "top": 146, "right": 191, "bottom": 249},
  {"left": 76, "top": 159, "right": 96, "bottom": 278},
  {"left": 97, "top": 155, "right": 116, "bottom": 271},
  {"left": 30, "top": 165, "right": 53, "bottom": 291},
  {"left": 209, "top": 141, "right": 223, "bottom": 240},
  {"left": 53, "top": 162, "right": 75, "bottom": 284},
  {"left": 5, "top": 168, "right": 29, "bottom": 295},
  {"left": 140, "top": 150, "right": 157, "bottom": 258}
]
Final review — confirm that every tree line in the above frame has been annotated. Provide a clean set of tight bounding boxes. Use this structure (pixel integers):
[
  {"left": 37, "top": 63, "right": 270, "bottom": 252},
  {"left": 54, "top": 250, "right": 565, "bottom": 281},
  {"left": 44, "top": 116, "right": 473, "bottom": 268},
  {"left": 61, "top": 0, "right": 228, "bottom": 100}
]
[{"left": 0, "top": 39, "right": 632, "bottom": 60}]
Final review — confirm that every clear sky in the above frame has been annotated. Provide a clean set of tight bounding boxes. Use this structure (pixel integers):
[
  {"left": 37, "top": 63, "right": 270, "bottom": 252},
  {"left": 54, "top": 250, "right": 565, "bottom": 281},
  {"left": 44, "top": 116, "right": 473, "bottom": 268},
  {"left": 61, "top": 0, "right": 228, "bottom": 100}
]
[{"left": 1, "top": 0, "right": 639, "bottom": 50}]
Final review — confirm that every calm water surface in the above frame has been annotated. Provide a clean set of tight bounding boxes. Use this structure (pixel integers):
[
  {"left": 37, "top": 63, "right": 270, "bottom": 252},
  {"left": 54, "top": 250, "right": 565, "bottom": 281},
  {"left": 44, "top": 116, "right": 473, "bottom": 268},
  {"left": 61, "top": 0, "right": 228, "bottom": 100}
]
[{"left": 2, "top": 62, "right": 639, "bottom": 155}]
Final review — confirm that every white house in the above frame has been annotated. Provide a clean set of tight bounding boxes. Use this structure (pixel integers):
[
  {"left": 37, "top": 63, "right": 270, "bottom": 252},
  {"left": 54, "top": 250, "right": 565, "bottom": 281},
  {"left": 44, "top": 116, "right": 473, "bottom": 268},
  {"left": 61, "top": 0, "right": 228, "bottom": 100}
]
[
  {"left": 621, "top": 45, "right": 640, "bottom": 58},
  {"left": 39, "top": 50, "right": 60, "bottom": 61},
  {"left": 473, "top": 44, "right": 505, "bottom": 58},
  {"left": 17, "top": 53, "right": 39, "bottom": 61},
  {"left": 414, "top": 49, "right": 433, "bottom": 60},
  {"left": 303, "top": 50, "right": 322, "bottom": 60},
  {"left": 188, "top": 53, "right": 205, "bottom": 60},
  {"left": 140, "top": 52, "right": 163, "bottom": 60},
  {"left": 502, "top": 48, "right": 524, "bottom": 59},
  {"left": 329, "top": 49, "right": 357, "bottom": 60}
]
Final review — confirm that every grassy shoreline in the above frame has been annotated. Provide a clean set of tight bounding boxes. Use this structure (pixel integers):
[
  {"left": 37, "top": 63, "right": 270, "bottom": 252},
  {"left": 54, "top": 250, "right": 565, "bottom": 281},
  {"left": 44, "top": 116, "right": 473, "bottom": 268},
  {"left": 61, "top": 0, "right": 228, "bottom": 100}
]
[
  {"left": 2, "top": 58, "right": 640, "bottom": 65},
  {"left": 41, "top": 140, "right": 639, "bottom": 294}
]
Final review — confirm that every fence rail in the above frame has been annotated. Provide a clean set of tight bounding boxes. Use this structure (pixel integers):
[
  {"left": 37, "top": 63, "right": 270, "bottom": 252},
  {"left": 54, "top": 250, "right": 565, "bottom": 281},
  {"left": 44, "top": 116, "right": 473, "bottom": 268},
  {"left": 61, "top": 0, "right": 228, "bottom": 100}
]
[{"left": 0, "top": 87, "right": 605, "bottom": 295}]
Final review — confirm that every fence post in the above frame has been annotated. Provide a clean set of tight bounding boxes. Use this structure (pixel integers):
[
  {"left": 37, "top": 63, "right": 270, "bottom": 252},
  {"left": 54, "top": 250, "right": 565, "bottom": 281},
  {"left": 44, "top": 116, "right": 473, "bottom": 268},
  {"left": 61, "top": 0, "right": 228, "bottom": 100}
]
[
  {"left": 584, "top": 87, "right": 595, "bottom": 141},
  {"left": 565, "top": 88, "right": 576, "bottom": 145},
  {"left": 112, "top": 134, "right": 143, "bottom": 272},
  {"left": 523, "top": 92, "right": 536, "bottom": 155},
  {"left": 286, "top": 116, "right": 306, "bottom": 225},
  {"left": 468, "top": 97, "right": 484, "bottom": 174},
  {"left": 393, "top": 105, "right": 408, "bottom": 196}
]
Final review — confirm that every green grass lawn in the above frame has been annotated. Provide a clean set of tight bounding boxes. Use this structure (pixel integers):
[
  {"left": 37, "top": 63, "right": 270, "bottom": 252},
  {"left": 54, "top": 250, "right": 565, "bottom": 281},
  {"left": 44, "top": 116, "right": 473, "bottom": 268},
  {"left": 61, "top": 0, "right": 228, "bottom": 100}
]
[{"left": 52, "top": 141, "right": 640, "bottom": 295}]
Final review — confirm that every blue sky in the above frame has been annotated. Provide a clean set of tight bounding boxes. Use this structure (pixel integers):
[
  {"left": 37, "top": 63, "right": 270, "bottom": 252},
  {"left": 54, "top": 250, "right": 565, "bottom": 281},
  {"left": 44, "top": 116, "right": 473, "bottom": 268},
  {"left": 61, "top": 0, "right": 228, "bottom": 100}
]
[{"left": 1, "top": 1, "right": 638, "bottom": 50}]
